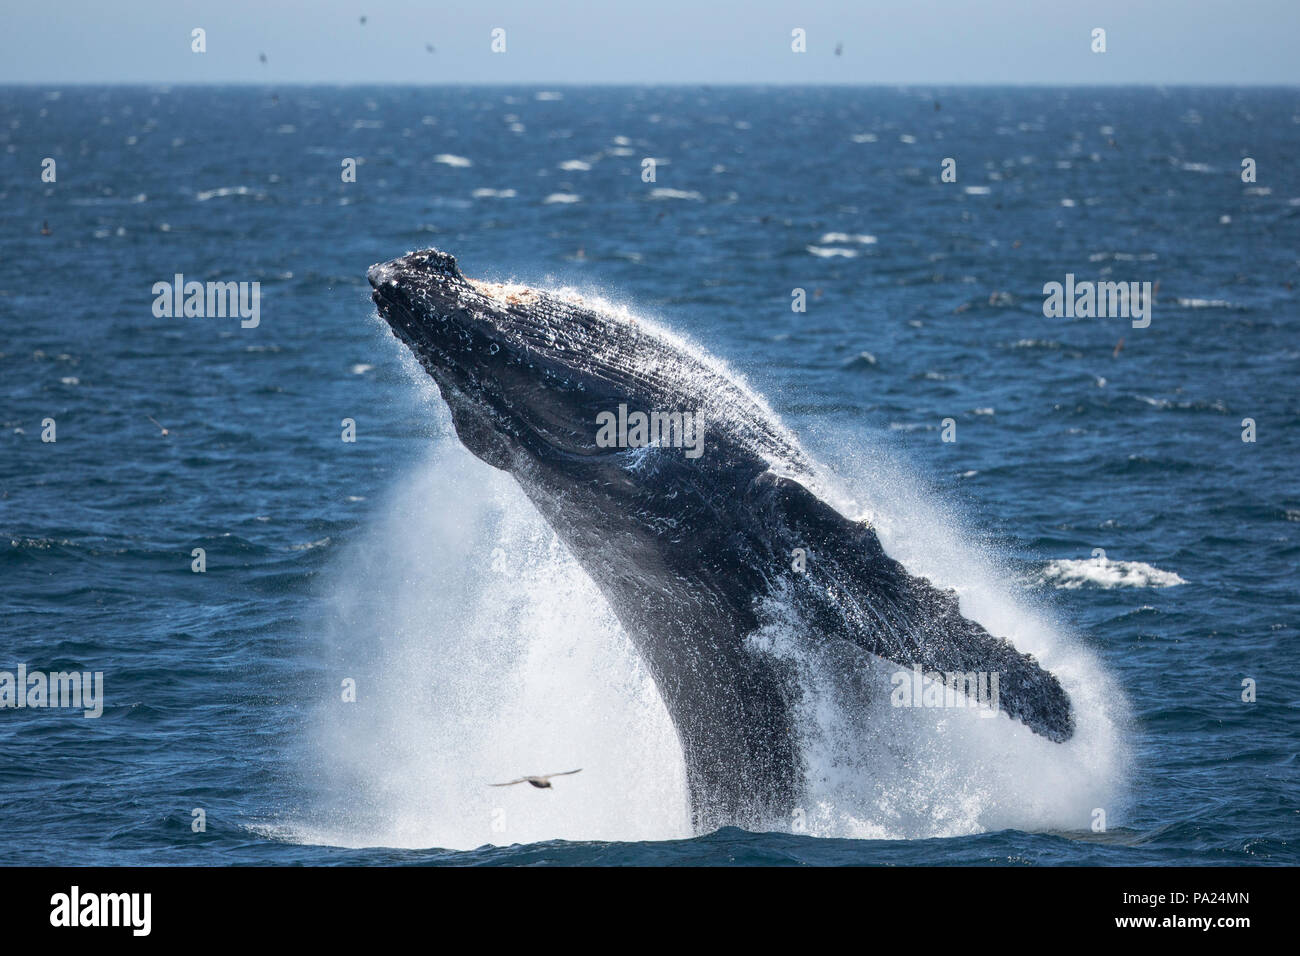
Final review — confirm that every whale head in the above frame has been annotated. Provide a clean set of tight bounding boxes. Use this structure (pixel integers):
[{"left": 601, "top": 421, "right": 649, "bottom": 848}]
[{"left": 368, "top": 248, "right": 795, "bottom": 483}]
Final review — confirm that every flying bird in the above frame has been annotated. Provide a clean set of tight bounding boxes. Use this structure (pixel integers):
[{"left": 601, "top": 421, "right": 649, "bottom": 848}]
[{"left": 490, "top": 769, "right": 582, "bottom": 789}]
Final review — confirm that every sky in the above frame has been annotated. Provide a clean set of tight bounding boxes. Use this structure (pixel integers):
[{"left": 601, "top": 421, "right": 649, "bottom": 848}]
[{"left": 3, "top": 0, "right": 1298, "bottom": 85}]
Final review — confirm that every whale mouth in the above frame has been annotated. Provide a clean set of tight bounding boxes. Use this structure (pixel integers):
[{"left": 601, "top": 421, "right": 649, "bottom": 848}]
[
  {"left": 367, "top": 249, "right": 507, "bottom": 404},
  {"left": 367, "top": 253, "right": 462, "bottom": 345},
  {"left": 368, "top": 249, "right": 600, "bottom": 468},
  {"left": 368, "top": 250, "right": 549, "bottom": 367}
]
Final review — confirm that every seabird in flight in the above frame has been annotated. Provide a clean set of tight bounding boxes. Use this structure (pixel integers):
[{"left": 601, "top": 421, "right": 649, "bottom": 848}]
[{"left": 490, "top": 769, "right": 582, "bottom": 789}]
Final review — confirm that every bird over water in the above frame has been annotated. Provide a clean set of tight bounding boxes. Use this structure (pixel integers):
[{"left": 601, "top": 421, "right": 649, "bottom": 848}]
[{"left": 490, "top": 770, "right": 583, "bottom": 790}]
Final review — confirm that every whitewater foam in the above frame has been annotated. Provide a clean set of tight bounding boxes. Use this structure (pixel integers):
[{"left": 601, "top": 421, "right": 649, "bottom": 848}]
[
  {"left": 1041, "top": 554, "right": 1186, "bottom": 589},
  {"left": 761, "top": 430, "right": 1130, "bottom": 838},
  {"left": 299, "top": 439, "right": 690, "bottom": 851}
]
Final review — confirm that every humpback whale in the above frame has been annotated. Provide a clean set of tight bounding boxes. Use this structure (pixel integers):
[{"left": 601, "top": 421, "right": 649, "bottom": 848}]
[{"left": 368, "top": 248, "right": 1074, "bottom": 833}]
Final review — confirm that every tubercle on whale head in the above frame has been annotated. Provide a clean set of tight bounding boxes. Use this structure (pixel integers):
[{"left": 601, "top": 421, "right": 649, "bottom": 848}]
[
  {"left": 366, "top": 248, "right": 471, "bottom": 342},
  {"left": 368, "top": 248, "right": 634, "bottom": 473},
  {"left": 368, "top": 248, "right": 464, "bottom": 286},
  {"left": 367, "top": 247, "right": 554, "bottom": 381},
  {"left": 368, "top": 247, "right": 558, "bottom": 356}
]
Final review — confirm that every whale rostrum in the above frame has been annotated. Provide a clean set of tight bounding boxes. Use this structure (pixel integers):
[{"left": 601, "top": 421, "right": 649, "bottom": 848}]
[{"left": 369, "top": 248, "right": 1074, "bottom": 833}]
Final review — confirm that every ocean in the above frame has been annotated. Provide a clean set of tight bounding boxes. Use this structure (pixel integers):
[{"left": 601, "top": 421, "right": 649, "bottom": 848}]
[{"left": 1, "top": 85, "right": 1296, "bottom": 865}]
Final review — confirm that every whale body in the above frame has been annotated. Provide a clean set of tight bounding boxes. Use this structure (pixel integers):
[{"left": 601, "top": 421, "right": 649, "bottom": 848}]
[{"left": 368, "top": 248, "right": 1074, "bottom": 832}]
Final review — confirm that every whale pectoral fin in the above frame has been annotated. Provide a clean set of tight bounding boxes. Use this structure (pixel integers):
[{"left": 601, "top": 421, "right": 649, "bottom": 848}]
[
  {"left": 750, "top": 472, "right": 1075, "bottom": 743},
  {"left": 878, "top": 573, "right": 1077, "bottom": 742}
]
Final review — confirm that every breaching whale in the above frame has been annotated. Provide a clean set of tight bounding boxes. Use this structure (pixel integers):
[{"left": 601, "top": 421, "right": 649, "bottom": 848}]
[{"left": 368, "top": 248, "right": 1074, "bottom": 832}]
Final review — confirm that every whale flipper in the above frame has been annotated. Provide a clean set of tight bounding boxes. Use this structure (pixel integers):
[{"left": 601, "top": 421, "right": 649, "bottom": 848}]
[{"left": 749, "top": 472, "right": 1074, "bottom": 742}]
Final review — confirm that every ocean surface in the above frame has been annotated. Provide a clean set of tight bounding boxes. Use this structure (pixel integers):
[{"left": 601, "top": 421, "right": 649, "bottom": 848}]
[{"left": 1, "top": 86, "right": 1297, "bottom": 865}]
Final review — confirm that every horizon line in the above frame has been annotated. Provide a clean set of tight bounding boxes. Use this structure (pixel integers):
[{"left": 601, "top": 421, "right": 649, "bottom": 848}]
[{"left": 4, "top": 80, "right": 1299, "bottom": 89}]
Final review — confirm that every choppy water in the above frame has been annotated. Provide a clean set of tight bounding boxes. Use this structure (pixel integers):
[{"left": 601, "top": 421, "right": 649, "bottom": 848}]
[{"left": 1, "top": 86, "right": 1297, "bottom": 865}]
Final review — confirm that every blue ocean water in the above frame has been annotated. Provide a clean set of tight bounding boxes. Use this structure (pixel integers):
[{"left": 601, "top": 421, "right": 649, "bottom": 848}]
[{"left": 1, "top": 86, "right": 1297, "bottom": 865}]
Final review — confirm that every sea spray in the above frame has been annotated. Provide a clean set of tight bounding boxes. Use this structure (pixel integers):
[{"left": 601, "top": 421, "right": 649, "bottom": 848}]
[
  {"left": 301, "top": 437, "right": 690, "bottom": 851},
  {"left": 775, "top": 422, "right": 1131, "bottom": 838},
  {"left": 296, "top": 291, "right": 1129, "bottom": 847}
]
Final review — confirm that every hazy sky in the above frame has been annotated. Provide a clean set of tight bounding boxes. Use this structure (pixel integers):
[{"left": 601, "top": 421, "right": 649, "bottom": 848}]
[{"left": 5, "top": 0, "right": 1298, "bottom": 85}]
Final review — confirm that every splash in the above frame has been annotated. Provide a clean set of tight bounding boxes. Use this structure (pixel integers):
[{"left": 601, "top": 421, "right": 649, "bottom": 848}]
[
  {"left": 298, "top": 443, "right": 691, "bottom": 850},
  {"left": 1041, "top": 554, "right": 1186, "bottom": 589},
  {"left": 296, "top": 294, "right": 1129, "bottom": 849},
  {"left": 758, "top": 430, "right": 1130, "bottom": 838}
]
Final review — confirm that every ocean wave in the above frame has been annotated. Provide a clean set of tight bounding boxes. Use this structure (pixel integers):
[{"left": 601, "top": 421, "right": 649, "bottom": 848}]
[
  {"left": 1174, "top": 297, "right": 1245, "bottom": 311},
  {"left": 648, "top": 188, "right": 702, "bottom": 201},
  {"left": 842, "top": 351, "right": 878, "bottom": 370},
  {"left": 434, "top": 154, "right": 472, "bottom": 168},
  {"left": 1007, "top": 338, "right": 1062, "bottom": 350},
  {"left": 195, "top": 185, "right": 260, "bottom": 201},
  {"left": 820, "top": 232, "right": 877, "bottom": 245},
  {"left": 1040, "top": 555, "right": 1186, "bottom": 589}
]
